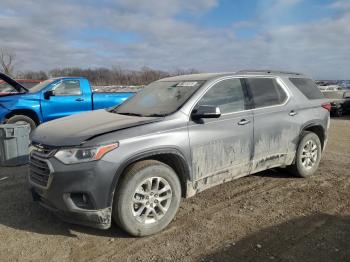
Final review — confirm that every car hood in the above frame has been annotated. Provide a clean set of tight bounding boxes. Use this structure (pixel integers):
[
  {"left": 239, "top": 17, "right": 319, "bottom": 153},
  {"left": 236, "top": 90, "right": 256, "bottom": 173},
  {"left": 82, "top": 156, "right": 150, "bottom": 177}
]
[{"left": 31, "top": 110, "right": 161, "bottom": 147}]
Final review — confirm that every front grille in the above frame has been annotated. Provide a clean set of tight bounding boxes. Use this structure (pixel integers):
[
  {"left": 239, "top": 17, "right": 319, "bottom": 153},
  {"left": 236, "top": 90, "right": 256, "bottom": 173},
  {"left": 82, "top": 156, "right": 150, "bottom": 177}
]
[{"left": 29, "top": 155, "right": 51, "bottom": 187}]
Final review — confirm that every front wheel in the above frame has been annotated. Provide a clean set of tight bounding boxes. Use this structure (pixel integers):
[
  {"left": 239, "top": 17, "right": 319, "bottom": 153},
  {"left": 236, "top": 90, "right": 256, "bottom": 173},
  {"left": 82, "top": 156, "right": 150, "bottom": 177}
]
[
  {"left": 288, "top": 131, "right": 322, "bottom": 178},
  {"left": 113, "top": 160, "right": 181, "bottom": 236},
  {"left": 6, "top": 115, "right": 37, "bottom": 132}
]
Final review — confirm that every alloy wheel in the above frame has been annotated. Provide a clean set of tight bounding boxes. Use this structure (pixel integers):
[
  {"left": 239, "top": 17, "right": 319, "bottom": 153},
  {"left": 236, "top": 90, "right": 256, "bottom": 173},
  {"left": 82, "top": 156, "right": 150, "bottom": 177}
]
[
  {"left": 301, "top": 140, "right": 318, "bottom": 170},
  {"left": 132, "top": 177, "right": 172, "bottom": 224}
]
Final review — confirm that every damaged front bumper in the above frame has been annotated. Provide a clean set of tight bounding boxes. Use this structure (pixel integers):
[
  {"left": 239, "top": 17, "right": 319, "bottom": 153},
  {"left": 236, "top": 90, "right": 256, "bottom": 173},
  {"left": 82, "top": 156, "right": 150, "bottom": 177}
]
[
  {"left": 28, "top": 152, "right": 120, "bottom": 230},
  {"left": 31, "top": 188, "right": 112, "bottom": 229}
]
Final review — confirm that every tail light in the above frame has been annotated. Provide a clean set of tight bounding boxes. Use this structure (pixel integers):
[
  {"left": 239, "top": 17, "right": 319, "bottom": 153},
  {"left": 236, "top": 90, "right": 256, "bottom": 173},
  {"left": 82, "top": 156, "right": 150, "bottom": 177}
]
[{"left": 321, "top": 103, "right": 331, "bottom": 112}]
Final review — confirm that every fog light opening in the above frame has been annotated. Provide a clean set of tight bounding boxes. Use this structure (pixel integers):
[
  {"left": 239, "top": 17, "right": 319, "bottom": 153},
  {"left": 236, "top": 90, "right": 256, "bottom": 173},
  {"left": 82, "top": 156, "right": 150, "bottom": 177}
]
[{"left": 70, "top": 193, "right": 94, "bottom": 209}]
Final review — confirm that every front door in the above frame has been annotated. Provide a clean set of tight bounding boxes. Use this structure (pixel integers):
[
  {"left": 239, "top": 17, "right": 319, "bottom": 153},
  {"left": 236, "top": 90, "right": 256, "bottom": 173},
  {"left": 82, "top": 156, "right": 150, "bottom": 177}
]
[
  {"left": 188, "top": 78, "right": 254, "bottom": 188},
  {"left": 41, "top": 79, "right": 91, "bottom": 121}
]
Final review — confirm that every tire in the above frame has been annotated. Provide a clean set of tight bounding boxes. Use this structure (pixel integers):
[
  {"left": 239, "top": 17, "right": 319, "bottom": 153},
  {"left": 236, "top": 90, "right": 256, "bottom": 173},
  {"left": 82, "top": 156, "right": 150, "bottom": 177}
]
[
  {"left": 288, "top": 131, "right": 322, "bottom": 178},
  {"left": 334, "top": 107, "right": 343, "bottom": 117},
  {"left": 113, "top": 160, "right": 181, "bottom": 237},
  {"left": 6, "top": 115, "right": 37, "bottom": 132}
]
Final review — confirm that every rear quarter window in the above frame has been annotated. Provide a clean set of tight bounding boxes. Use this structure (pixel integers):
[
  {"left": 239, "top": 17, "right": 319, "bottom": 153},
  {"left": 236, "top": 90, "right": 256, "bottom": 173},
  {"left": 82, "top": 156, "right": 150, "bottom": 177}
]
[{"left": 289, "top": 78, "right": 324, "bottom": 99}]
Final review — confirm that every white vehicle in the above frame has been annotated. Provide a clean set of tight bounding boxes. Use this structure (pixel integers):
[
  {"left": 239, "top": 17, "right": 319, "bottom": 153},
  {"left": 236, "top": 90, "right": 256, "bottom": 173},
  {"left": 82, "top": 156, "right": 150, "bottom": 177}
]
[{"left": 318, "top": 85, "right": 343, "bottom": 91}]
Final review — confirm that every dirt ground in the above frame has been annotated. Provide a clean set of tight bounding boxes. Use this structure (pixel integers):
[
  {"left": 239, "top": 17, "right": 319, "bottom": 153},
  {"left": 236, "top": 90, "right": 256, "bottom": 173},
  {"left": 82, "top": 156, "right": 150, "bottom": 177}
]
[{"left": 0, "top": 117, "right": 349, "bottom": 262}]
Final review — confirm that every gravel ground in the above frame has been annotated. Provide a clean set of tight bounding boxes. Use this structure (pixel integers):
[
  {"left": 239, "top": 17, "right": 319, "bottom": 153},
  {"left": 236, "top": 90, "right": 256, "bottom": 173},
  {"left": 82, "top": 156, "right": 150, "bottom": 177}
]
[{"left": 0, "top": 117, "right": 349, "bottom": 262}]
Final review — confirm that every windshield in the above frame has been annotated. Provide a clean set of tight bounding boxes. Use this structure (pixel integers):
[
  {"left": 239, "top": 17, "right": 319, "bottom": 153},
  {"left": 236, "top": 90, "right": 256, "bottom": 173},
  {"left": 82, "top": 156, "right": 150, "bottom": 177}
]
[
  {"left": 29, "top": 79, "right": 55, "bottom": 93},
  {"left": 113, "top": 80, "right": 204, "bottom": 117}
]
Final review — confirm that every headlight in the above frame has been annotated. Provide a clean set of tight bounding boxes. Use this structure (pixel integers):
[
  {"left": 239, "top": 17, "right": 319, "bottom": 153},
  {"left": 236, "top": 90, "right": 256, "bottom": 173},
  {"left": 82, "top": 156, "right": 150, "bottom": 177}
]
[{"left": 54, "top": 143, "right": 119, "bottom": 164}]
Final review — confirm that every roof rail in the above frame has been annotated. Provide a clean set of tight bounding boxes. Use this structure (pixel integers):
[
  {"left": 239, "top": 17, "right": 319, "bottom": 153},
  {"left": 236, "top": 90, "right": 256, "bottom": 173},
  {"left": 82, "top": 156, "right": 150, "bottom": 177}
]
[{"left": 236, "top": 69, "right": 303, "bottom": 76}]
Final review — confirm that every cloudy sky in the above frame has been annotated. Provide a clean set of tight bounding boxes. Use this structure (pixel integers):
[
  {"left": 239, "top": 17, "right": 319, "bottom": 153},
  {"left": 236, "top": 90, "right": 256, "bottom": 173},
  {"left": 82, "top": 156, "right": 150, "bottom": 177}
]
[{"left": 0, "top": 0, "right": 349, "bottom": 79}]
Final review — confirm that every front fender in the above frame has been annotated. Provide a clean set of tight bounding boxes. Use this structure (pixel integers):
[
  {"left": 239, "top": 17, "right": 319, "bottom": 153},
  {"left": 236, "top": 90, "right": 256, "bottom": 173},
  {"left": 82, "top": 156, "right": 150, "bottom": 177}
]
[
  {"left": 106, "top": 147, "right": 192, "bottom": 207},
  {"left": 0, "top": 104, "right": 10, "bottom": 122},
  {"left": 0, "top": 94, "right": 43, "bottom": 123}
]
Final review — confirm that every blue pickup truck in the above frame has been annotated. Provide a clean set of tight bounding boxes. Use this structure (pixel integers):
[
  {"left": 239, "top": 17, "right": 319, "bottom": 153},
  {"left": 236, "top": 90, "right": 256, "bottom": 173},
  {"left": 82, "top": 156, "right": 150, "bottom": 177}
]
[{"left": 0, "top": 73, "right": 134, "bottom": 130}]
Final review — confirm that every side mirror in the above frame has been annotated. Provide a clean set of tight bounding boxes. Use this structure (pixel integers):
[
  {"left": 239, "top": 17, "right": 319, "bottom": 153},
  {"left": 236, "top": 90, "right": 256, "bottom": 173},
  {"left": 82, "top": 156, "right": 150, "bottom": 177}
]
[
  {"left": 44, "top": 90, "right": 55, "bottom": 100},
  {"left": 192, "top": 105, "right": 221, "bottom": 120}
]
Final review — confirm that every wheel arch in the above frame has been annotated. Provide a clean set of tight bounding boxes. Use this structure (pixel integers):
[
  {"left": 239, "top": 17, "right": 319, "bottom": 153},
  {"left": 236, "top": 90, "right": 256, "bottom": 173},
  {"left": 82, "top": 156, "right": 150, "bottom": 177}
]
[
  {"left": 5, "top": 109, "right": 41, "bottom": 125},
  {"left": 108, "top": 148, "right": 192, "bottom": 206},
  {"left": 300, "top": 122, "right": 326, "bottom": 150}
]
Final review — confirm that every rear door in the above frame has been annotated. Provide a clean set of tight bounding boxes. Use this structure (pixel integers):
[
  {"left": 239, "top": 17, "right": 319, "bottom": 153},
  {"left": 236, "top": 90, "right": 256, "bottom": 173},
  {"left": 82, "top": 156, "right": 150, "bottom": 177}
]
[
  {"left": 245, "top": 77, "right": 301, "bottom": 173},
  {"left": 41, "top": 79, "right": 91, "bottom": 121},
  {"left": 188, "top": 77, "right": 254, "bottom": 188}
]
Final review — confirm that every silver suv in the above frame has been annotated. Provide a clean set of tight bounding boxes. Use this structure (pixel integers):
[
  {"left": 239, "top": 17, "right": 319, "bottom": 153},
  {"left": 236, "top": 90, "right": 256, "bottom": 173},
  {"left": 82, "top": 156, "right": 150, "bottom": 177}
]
[{"left": 29, "top": 70, "right": 330, "bottom": 236}]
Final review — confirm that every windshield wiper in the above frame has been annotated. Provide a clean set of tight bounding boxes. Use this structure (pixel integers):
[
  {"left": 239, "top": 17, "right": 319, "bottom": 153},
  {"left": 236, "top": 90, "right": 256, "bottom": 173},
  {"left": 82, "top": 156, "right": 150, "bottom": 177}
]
[
  {"left": 111, "top": 109, "right": 167, "bottom": 117},
  {"left": 146, "top": 114, "right": 167, "bottom": 117},
  {"left": 117, "top": 112, "right": 144, "bottom": 117}
]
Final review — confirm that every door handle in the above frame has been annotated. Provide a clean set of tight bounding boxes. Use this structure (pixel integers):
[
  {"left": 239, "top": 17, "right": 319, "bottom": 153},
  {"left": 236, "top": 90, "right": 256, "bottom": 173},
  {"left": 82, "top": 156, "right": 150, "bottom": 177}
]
[
  {"left": 76, "top": 98, "right": 84, "bottom": 102},
  {"left": 289, "top": 110, "right": 298, "bottom": 116},
  {"left": 238, "top": 119, "right": 251, "bottom": 125}
]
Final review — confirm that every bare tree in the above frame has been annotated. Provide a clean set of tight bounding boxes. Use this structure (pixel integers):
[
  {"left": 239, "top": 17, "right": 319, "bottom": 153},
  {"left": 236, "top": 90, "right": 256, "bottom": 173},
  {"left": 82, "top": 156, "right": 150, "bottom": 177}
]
[
  {"left": 14, "top": 66, "right": 199, "bottom": 85},
  {"left": 16, "top": 70, "right": 48, "bottom": 80},
  {"left": 0, "top": 48, "right": 16, "bottom": 76}
]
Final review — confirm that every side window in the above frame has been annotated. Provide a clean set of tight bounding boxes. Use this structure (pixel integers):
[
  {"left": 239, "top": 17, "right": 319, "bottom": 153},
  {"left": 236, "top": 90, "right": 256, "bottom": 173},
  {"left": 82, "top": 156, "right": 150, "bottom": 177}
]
[
  {"left": 246, "top": 78, "right": 287, "bottom": 108},
  {"left": 197, "top": 78, "right": 245, "bottom": 114},
  {"left": 289, "top": 78, "right": 324, "bottom": 99},
  {"left": 53, "top": 80, "right": 82, "bottom": 96}
]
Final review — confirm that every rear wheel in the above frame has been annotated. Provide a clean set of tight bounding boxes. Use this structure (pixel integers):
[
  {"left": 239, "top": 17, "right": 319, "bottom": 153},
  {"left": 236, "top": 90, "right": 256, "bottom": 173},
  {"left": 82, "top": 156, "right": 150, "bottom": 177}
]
[
  {"left": 334, "top": 106, "right": 343, "bottom": 117},
  {"left": 6, "top": 115, "right": 37, "bottom": 132},
  {"left": 288, "top": 131, "right": 322, "bottom": 178},
  {"left": 113, "top": 160, "right": 181, "bottom": 236}
]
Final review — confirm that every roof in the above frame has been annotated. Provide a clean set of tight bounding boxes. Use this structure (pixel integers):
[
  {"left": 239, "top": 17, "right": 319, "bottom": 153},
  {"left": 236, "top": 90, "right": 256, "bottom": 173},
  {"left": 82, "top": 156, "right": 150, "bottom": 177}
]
[
  {"left": 51, "top": 77, "right": 86, "bottom": 80},
  {"left": 159, "top": 72, "right": 234, "bottom": 82},
  {"left": 235, "top": 69, "right": 305, "bottom": 77},
  {"left": 159, "top": 69, "right": 306, "bottom": 82}
]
